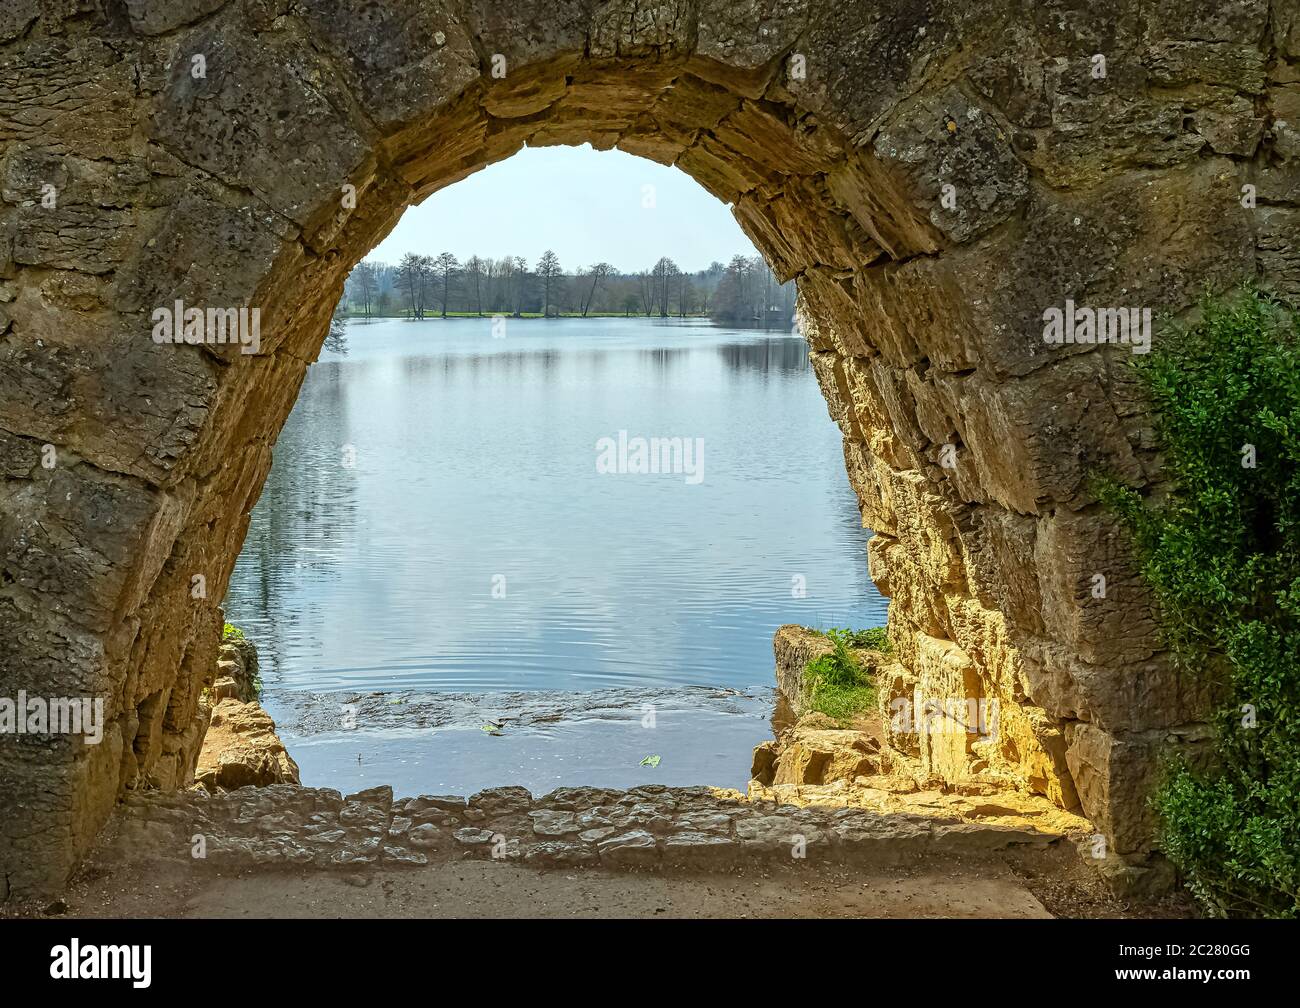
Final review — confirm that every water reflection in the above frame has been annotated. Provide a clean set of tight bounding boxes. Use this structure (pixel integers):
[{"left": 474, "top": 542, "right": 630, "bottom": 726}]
[
  {"left": 223, "top": 317, "right": 887, "bottom": 784},
  {"left": 716, "top": 337, "right": 812, "bottom": 374}
]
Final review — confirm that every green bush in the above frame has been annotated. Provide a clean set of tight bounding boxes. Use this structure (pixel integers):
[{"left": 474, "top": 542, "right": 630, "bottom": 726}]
[
  {"left": 803, "top": 628, "right": 879, "bottom": 723},
  {"left": 1097, "top": 288, "right": 1300, "bottom": 918}
]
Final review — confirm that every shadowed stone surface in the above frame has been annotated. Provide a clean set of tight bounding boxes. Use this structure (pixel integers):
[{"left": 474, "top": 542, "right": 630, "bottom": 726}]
[{"left": 1, "top": 0, "right": 1296, "bottom": 898}]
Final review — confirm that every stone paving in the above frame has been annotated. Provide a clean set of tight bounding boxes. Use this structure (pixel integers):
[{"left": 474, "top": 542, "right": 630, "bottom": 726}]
[{"left": 99, "top": 781, "right": 1079, "bottom": 876}]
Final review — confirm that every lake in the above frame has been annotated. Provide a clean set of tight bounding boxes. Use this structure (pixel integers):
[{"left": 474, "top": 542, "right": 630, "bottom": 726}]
[{"left": 223, "top": 316, "right": 887, "bottom": 795}]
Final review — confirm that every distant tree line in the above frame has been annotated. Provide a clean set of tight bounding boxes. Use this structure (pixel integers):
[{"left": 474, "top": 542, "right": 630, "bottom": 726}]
[{"left": 342, "top": 252, "right": 796, "bottom": 328}]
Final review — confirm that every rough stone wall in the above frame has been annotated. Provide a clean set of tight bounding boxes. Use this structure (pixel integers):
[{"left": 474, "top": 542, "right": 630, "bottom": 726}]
[{"left": 0, "top": 0, "right": 1295, "bottom": 898}]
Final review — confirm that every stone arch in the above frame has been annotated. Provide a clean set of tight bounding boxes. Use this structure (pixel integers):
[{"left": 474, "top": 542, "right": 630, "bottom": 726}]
[{"left": 1, "top": 0, "right": 1296, "bottom": 898}]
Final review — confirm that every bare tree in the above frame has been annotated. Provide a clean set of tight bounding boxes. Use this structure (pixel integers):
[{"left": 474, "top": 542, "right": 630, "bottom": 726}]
[
  {"left": 463, "top": 255, "right": 485, "bottom": 316},
  {"left": 395, "top": 252, "right": 430, "bottom": 319},
  {"left": 487, "top": 256, "right": 511, "bottom": 313},
  {"left": 431, "top": 252, "right": 459, "bottom": 318},
  {"left": 511, "top": 255, "right": 529, "bottom": 316},
  {"left": 536, "top": 250, "right": 562, "bottom": 318},
  {"left": 350, "top": 261, "right": 378, "bottom": 320},
  {"left": 677, "top": 269, "right": 692, "bottom": 318},
  {"left": 636, "top": 270, "right": 655, "bottom": 316},
  {"left": 652, "top": 257, "right": 680, "bottom": 317},
  {"left": 580, "top": 262, "right": 615, "bottom": 317}
]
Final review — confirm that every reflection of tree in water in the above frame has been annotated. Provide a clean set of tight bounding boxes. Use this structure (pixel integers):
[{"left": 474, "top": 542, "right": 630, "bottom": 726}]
[
  {"left": 638, "top": 345, "right": 687, "bottom": 378},
  {"left": 628, "top": 337, "right": 810, "bottom": 380},
  {"left": 398, "top": 349, "right": 561, "bottom": 383},
  {"left": 223, "top": 360, "right": 360, "bottom": 687},
  {"left": 324, "top": 304, "right": 349, "bottom": 355},
  {"left": 715, "top": 337, "right": 810, "bottom": 374}
]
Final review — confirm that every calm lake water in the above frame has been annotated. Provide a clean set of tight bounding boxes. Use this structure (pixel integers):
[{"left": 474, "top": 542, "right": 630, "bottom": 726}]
[{"left": 223, "top": 316, "right": 886, "bottom": 794}]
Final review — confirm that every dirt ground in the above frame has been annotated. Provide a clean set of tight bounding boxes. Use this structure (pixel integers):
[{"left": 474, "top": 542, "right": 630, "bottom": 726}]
[{"left": 9, "top": 843, "right": 1193, "bottom": 920}]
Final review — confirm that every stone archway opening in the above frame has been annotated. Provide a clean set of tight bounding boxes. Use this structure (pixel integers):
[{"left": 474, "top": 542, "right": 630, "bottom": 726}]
[{"left": 4, "top": 0, "right": 1281, "bottom": 900}]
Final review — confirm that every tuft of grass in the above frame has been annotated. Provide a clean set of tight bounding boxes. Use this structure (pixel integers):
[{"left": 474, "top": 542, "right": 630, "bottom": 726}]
[
  {"left": 807, "top": 624, "right": 893, "bottom": 653},
  {"left": 803, "top": 628, "right": 879, "bottom": 724},
  {"left": 1097, "top": 286, "right": 1300, "bottom": 918}
]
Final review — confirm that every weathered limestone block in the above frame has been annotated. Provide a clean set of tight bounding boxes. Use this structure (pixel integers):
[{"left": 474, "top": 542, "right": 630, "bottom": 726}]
[
  {"left": 1065, "top": 722, "right": 1211, "bottom": 856},
  {"left": 733, "top": 179, "right": 869, "bottom": 280},
  {"left": 1035, "top": 65, "right": 1205, "bottom": 188},
  {"left": 1020, "top": 639, "right": 1213, "bottom": 735},
  {"left": 1145, "top": 40, "right": 1267, "bottom": 92},
  {"left": 951, "top": 365, "right": 1146, "bottom": 513},
  {"left": 716, "top": 101, "right": 843, "bottom": 177},
  {"left": 857, "top": 260, "right": 977, "bottom": 371},
  {"left": 938, "top": 597, "right": 1021, "bottom": 706},
  {"left": 619, "top": 74, "right": 726, "bottom": 163},
  {"left": 1270, "top": 83, "right": 1300, "bottom": 161},
  {"left": 0, "top": 462, "right": 173, "bottom": 636},
  {"left": 907, "top": 634, "right": 983, "bottom": 783},
  {"left": 929, "top": 160, "right": 1256, "bottom": 381},
  {"left": 115, "top": 181, "right": 288, "bottom": 318},
  {"left": 590, "top": 0, "right": 693, "bottom": 58},
  {"left": 211, "top": 634, "right": 259, "bottom": 703},
  {"left": 0, "top": 2, "right": 43, "bottom": 44},
  {"left": 1034, "top": 510, "right": 1161, "bottom": 666},
  {"left": 753, "top": 714, "right": 880, "bottom": 786},
  {"left": 865, "top": 540, "right": 950, "bottom": 644},
  {"left": 1145, "top": 0, "right": 1270, "bottom": 44},
  {"left": 1258, "top": 207, "right": 1300, "bottom": 296},
  {"left": 772, "top": 624, "right": 830, "bottom": 714},
  {"left": 0, "top": 300, "right": 215, "bottom": 485},
  {"left": 844, "top": 365, "right": 926, "bottom": 472},
  {"left": 461, "top": 0, "right": 590, "bottom": 72},
  {"left": 844, "top": 360, "right": 926, "bottom": 466},
  {"left": 780, "top": 0, "right": 963, "bottom": 141},
  {"left": 0, "top": 37, "right": 137, "bottom": 160},
  {"left": 966, "top": 26, "right": 1053, "bottom": 129},
  {"left": 298, "top": 0, "right": 479, "bottom": 131},
  {"left": 2, "top": 150, "right": 146, "bottom": 274},
  {"left": 875, "top": 469, "right": 969, "bottom": 593},
  {"left": 123, "top": 1, "right": 230, "bottom": 36},
  {"left": 823, "top": 151, "right": 941, "bottom": 261},
  {"left": 957, "top": 507, "right": 1043, "bottom": 636},
  {"left": 148, "top": 14, "right": 374, "bottom": 235},
  {"left": 997, "top": 703, "right": 1078, "bottom": 811},
  {"left": 872, "top": 86, "right": 1029, "bottom": 244},
  {"left": 694, "top": 0, "right": 808, "bottom": 96},
  {"left": 194, "top": 699, "right": 300, "bottom": 791},
  {"left": 1277, "top": 1, "right": 1300, "bottom": 58}
]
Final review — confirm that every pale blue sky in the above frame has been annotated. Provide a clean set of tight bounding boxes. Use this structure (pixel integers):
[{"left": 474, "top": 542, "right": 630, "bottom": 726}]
[{"left": 368, "top": 144, "right": 757, "bottom": 274}]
